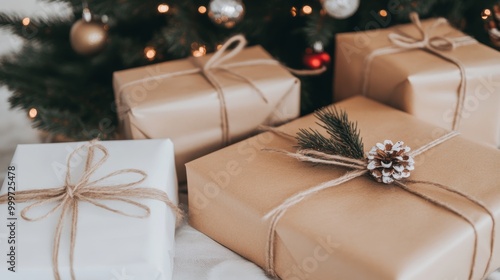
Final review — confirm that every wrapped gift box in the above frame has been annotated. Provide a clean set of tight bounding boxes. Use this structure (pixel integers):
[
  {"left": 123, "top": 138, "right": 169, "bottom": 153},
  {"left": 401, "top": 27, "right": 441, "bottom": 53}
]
[
  {"left": 0, "top": 139, "right": 178, "bottom": 280},
  {"left": 187, "top": 96, "right": 500, "bottom": 280},
  {"left": 333, "top": 17, "right": 500, "bottom": 148},
  {"left": 114, "top": 45, "right": 300, "bottom": 182}
]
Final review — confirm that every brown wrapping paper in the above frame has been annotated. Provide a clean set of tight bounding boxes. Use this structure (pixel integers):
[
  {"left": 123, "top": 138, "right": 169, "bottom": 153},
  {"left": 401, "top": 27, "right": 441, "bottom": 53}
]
[
  {"left": 334, "top": 18, "right": 500, "bottom": 148},
  {"left": 187, "top": 96, "right": 500, "bottom": 280},
  {"left": 113, "top": 46, "right": 300, "bottom": 182}
]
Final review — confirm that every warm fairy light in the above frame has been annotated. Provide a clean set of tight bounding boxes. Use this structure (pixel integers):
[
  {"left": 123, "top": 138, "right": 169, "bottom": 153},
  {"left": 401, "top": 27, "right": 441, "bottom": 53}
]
[
  {"left": 157, "top": 4, "right": 170, "bottom": 13},
  {"left": 309, "top": 58, "right": 322, "bottom": 68},
  {"left": 28, "top": 108, "right": 37, "bottom": 119},
  {"left": 216, "top": 44, "right": 222, "bottom": 50},
  {"left": 22, "top": 17, "right": 30, "bottom": 26},
  {"left": 144, "top": 46, "right": 157, "bottom": 60},
  {"left": 290, "top": 7, "right": 297, "bottom": 17},
  {"left": 198, "top": 6, "right": 207, "bottom": 14},
  {"left": 302, "top": 5, "right": 312, "bottom": 15},
  {"left": 379, "top": 9, "right": 388, "bottom": 17},
  {"left": 192, "top": 45, "right": 207, "bottom": 57},
  {"left": 482, "top": 8, "right": 492, "bottom": 19}
]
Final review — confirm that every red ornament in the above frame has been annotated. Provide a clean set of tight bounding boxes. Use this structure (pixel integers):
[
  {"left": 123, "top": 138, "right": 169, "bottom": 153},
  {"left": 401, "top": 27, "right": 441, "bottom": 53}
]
[
  {"left": 318, "top": 51, "right": 331, "bottom": 64},
  {"left": 303, "top": 48, "right": 331, "bottom": 69}
]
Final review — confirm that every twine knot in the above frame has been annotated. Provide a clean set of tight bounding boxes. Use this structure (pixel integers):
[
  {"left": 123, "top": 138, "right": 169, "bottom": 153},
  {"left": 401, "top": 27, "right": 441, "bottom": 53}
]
[{"left": 65, "top": 185, "right": 75, "bottom": 198}]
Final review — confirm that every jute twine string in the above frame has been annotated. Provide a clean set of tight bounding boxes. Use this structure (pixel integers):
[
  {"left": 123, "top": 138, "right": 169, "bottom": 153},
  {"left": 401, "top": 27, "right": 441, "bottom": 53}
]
[
  {"left": 361, "top": 12, "right": 477, "bottom": 131},
  {"left": 117, "top": 35, "right": 325, "bottom": 146},
  {"left": 0, "top": 140, "right": 184, "bottom": 280},
  {"left": 263, "top": 130, "right": 495, "bottom": 280}
]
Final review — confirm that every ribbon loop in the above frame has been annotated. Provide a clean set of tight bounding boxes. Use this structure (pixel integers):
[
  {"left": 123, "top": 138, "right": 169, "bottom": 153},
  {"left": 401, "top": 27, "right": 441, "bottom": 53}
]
[
  {"left": 389, "top": 12, "right": 453, "bottom": 51},
  {"left": 388, "top": 32, "right": 426, "bottom": 48},
  {"left": 204, "top": 34, "right": 247, "bottom": 70},
  {"left": 20, "top": 194, "right": 67, "bottom": 222}
]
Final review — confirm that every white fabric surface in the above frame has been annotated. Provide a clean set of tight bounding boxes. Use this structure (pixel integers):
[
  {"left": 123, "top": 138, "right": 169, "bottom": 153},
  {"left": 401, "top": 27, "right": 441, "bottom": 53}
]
[{"left": 173, "top": 222, "right": 271, "bottom": 280}]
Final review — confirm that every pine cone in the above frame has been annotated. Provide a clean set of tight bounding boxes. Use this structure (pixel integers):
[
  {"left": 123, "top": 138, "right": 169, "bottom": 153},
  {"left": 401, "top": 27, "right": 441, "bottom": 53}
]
[{"left": 367, "top": 140, "right": 415, "bottom": 184}]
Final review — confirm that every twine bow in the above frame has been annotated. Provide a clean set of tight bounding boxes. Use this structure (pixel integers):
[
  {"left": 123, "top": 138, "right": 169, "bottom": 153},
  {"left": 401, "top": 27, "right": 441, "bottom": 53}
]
[
  {"left": 117, "top": 34, "right": 325, "bottom": 147},
  {"left": 0, "top": 140, "right": 183, "bottom": 280},
  {"left": 362, "top": 12, "right": 477, "bottom": 131},
  {"left": 263, "top": 131, "right": 495, "bottom": 280}
]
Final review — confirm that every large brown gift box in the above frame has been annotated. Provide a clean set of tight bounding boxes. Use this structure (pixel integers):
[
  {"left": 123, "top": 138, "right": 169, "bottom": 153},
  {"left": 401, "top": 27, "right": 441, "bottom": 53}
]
[
  {"left": 187, "top": 96, "right": 500, "bottom": 280},
  {"left": 114, "top": 45, "right": 300, "bottom": 182},
  {"left": 334, "top": 17, "right": 500, "bottom": 148}
]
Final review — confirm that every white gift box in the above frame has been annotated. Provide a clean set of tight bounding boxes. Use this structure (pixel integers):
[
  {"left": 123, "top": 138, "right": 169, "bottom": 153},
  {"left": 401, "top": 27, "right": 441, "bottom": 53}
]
[{"left": 0, "top": 139, "right": 178, "bottom": 280}]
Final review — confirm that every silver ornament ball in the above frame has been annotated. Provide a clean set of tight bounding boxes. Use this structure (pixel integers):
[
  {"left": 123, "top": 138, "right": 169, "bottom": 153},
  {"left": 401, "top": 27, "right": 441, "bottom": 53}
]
[
  {"left": 208, "top": 0, "right": 245, "bottom": 28},
  {"left": 321, "top": 0, "right": 360, "bottom": 19}
]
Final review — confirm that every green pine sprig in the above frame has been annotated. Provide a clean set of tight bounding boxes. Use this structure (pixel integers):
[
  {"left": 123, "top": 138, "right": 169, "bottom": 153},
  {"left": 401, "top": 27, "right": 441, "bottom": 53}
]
[{"left": 296, "top": 107, "right": 364, "bottom": 159}]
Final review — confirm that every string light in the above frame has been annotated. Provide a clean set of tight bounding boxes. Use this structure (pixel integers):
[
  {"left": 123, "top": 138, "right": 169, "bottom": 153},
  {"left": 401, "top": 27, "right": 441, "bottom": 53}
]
[
  {"left": 290, "top": 7, "right": 297, "bottom": 17},
  {"left": 216, "top": 44, "right": 222, "bottom": 50},
  {"left": 157, "top": 3, "right": 170, "bottom": 14},
  {"left": 482, "top": 8, "right": 491, "bottom": 20},
  {"left": 198, "top": 6, "right": 207, "bottom": 14},
  {"left": 192, "top": 45, "right": 207, "bottom": 57},
  {"left": 379, "top": 9, "right": 388, "bottom": 17},
  {"left": 144, "top": 46, "right": 157, "bottom": 61},
  {"left": 22, "top": 17, "right": 30, "bottom": 26},
  {"left": 28, "top": 108, "right": 37, "bottom": 119},
  {"left": 302, "top": 5, "right": 312, "bottom": 15}
]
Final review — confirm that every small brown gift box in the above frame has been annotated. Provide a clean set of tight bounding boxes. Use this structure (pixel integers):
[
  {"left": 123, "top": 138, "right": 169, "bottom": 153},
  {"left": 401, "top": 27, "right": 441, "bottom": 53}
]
[
  {"left": 187, "top": 96, "right": 500, "bottom": 280},
  {"left": 114, "top": 40, "right": 300, "bottom": 182},
  {"left": 334, "top": 16, "right": 500, "bottom": 148}
]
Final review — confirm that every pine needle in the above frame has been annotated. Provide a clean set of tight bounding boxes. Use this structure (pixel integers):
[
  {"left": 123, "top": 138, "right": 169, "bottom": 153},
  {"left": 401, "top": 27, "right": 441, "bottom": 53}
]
[{"left": 296, "top": 107, "right": 364, "bottom": 159}]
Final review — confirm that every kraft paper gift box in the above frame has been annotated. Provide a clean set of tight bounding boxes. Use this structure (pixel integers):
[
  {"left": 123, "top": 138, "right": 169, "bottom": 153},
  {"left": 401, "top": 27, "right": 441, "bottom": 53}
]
[
  {"left": 333, "top": 15, "right": 500, "bottom": 148},
  {"left": 187, "top": 96, "right": 500, "bottom": 280},
  {"left": 0, "top": 139, "right": 179, "bottom": 280},
  {"left": 113, "top": 37, "right": 300, "bottom": 182}
]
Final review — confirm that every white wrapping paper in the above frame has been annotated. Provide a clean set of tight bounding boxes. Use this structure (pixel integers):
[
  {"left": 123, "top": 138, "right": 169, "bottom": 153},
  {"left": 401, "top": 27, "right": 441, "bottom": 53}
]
[{"left": 0, "top": 139, "right": 178, "bottom": 280}]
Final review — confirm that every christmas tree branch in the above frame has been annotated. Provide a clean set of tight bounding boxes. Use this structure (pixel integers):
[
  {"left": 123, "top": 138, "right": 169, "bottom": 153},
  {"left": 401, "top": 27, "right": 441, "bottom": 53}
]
[
  {"left": 0, "top": 12, "right": 72, "bottom": 42},
  {"left": 296, "top": 107, "right": 364, "bottom": 159}
]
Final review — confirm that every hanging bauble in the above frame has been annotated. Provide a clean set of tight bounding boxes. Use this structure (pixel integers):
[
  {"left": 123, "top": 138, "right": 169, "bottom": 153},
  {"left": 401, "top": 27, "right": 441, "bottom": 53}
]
[
  {"left": 303, "top": 42, "right": 331, "bottom": 69},
  {"left": 321, "top": 0, "right": 360, "bottom": 19},
  {"left": 208, "top": 0, "right": 245, "bottom": 28},
  {"left": 487, "top": 20, "right": 500, "bottom": 47},
  {"left": 70, "top": 7, "right": 108, "bottom": 55},
  {"left": 303, "top": 51, "right": 331, "bottom": 69},
  {"left": 483, "top": 5, "right": 500, "bottom": 47}
]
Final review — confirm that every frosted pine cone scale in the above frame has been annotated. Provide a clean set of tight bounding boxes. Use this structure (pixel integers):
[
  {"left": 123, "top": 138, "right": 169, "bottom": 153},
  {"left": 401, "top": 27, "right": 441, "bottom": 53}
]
[{"left": 367, "top": 140, "right": 415, "bottom": 184}]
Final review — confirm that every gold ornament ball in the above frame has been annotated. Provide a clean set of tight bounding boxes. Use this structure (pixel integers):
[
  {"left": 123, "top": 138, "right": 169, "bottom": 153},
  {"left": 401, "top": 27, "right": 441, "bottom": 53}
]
[{"left": 70, "top": 19, "right": 108, "bottom": 55}]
